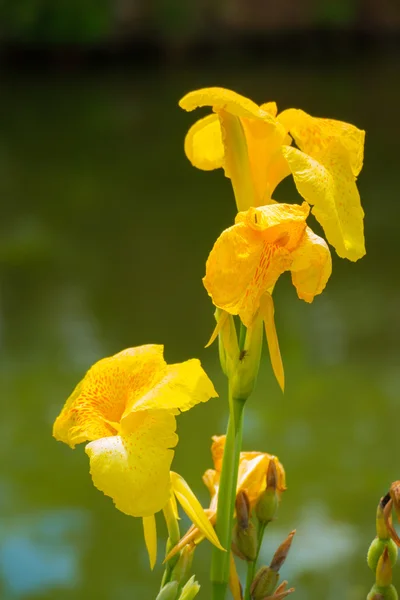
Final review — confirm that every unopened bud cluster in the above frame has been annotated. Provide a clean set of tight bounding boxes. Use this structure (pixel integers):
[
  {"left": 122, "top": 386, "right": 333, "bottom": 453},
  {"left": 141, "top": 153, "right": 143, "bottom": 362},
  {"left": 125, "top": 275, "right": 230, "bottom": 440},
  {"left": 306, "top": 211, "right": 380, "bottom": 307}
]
[
  {"left": 367, "top": 495, "right": 399, "bottom": 600},
  {"left": 232, "top": 458, "right": 294, "bottom": 598}
]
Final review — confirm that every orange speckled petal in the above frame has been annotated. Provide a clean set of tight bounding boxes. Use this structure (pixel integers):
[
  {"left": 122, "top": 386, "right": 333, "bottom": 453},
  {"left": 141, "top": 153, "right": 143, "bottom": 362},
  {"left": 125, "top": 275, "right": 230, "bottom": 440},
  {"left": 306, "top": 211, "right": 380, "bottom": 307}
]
[
  {"left": 53, "top": 345, "right": 166, "bottom": 448},
  {"left": 290, "top": 227, "right": 332, "bottom": 303},
  {"left": 281, "top": 143, "right": 365, "bottom": 261},
  {"left": 237, "top": 202, "right": 309, "bottom": 248},
  {"left": 203, "top": 221, "right": 266, "bottom": 326},
  {"left": 123, "top": 359, "right": 218, "bottom": 419},
  {"left": 278, "top": 108, "right": 365, "bottom": 177},
  {"left": 184, "top": 114, "right": 224, "bottom": 171},
  {"left": 179, "top": 87, "right": 276, "bottom": 122},
  {"left": 85, "top": 410, "right": 177, "bottom": 517},
  {"left": 204, "top": 204, "right": 310, "bottom": 327}
]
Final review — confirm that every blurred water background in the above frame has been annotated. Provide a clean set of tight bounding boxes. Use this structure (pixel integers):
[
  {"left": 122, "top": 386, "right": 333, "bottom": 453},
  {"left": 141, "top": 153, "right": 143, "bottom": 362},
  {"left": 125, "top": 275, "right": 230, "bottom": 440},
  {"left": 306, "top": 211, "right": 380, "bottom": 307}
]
[{"left": 1, "top": 2, "right": 400, "bottom": 599}]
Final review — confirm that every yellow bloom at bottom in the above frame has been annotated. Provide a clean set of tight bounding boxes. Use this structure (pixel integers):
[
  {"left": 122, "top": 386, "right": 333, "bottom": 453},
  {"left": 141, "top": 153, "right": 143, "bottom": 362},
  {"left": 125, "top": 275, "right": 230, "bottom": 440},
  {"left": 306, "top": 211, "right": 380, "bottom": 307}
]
[
  {"left": 53, "top": 344, "right": 220, "bottom": 566},
  {"left": 166, "top": 435, "right": 285, "bottom": 561}
]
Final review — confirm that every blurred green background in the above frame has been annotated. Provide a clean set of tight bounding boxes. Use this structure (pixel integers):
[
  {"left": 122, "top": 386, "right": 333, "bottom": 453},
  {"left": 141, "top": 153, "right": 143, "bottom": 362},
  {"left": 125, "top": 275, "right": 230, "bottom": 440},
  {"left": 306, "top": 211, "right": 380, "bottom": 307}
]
[{"left": 1, "top": 2, "right": 400, "bottom": 599}]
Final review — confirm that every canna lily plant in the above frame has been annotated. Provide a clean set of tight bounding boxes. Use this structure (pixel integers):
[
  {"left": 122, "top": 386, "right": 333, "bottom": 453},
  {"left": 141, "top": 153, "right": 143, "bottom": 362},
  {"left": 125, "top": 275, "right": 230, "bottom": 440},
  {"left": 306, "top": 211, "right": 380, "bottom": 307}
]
[{"left": 53, "top": 83, "right": 369, "bottom": 600}]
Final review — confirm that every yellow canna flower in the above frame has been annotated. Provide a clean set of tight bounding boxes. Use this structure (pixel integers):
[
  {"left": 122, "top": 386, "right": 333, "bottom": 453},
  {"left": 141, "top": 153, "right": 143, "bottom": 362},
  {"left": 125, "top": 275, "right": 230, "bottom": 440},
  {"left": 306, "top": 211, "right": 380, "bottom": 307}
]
[
  {"left": 180, "top": 86, "right": 365, "bottom": 261},
  {"left": 205, "top": 435, "right": 286, "bottom": 507},
  {"left": 203, "top": 201, "right": 331, "bottom": 390},
  {"left": 166, "top": 435, "right": 285, "bottom": 560},
  {"left": 53, "top": 344, "right": 221, "bottom": 567}
]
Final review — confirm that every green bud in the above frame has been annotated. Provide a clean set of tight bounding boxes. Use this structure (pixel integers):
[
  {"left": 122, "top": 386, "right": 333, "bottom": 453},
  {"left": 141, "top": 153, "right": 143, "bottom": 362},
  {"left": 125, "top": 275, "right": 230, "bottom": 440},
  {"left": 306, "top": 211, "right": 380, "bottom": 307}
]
[
  {"left": 250, "top": 566, "right": 279, "bottom": 599},
  {"left": 156, "top": 581, "right": 179, "bottom": 600},
  {"left": 256, "top": 488, "right": 278, "bottom": 524},
  {"left": 256, "top": 461, "right": 279, "bottom": 524},
  {"left": 230, "top": 316, "right": 263, "bottom": 400},
  {"left": 234, "top": 490, "right": 257, "bottom": 561},
  {"left": 368, "top": 538, "right": 398, "bottom": 572},
  {"left": 234, "top": 519, "right": 258, "bottom": 562},
  {"left": 178, "top": 575, "right": 201, "bottom": 600},
  {"left": 215, "top": 309, "right": 238, "bottom": 378},
  {"left": 171, "top": 545, "right": 195, "bottom": 586},
  {"left": 367, "top": 584, "right": 398, "bottom": 600}
]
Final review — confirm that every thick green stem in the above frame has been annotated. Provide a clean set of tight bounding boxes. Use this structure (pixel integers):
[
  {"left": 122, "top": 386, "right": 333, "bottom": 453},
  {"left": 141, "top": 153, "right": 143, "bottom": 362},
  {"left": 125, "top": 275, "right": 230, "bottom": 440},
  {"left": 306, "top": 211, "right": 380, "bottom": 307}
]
[
  {"left": 243, "top": 522, "right": 267, "bottom": 600},
  {"left": 161, "top": 499, "right": 181, "bottom": 588},
  {"left": 211, "top": 389, "right": 245, "bottom": 599}
]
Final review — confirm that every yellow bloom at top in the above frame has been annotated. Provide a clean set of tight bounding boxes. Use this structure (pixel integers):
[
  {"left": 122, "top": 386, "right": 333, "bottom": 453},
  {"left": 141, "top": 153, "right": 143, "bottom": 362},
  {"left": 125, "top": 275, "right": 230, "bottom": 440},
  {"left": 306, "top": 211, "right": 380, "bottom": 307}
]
[
  {"left": 180, "top": 87, "right": 365, "bottom": 262},
  {"left": 53, "top": 345, "right": 221, "bottom": 567}
]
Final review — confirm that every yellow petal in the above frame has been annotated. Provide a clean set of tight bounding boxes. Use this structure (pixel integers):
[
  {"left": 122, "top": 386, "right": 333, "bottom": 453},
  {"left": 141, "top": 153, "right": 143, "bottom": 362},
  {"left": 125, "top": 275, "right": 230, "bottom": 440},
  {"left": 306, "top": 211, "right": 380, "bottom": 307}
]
[
  {"left": 259, "top": 293, "right": 284, "bottom": 392},
  {"left": 229, "top": 553, "right": 243, "bottom": 600},
  {"left": 204, "top": 203, "right": 309, "bottom": 327},
  {"left": 180, "top": 88, "right": 286, "bottom": 210},
  {"left": 281, "top": 143, "right": 365, "bottom": 261},
  {"left": 85, "top": 410, "right": 177, "bottom": 517},
  {"left": 179, "top": 87, "right": 275, "bottom": 121},
  {"left": 240, "top": 116, "right": 287, "bottom": 205},
  {"left": 123, "top": 359, "right": 218, "bottom": 419},
  {"left": 184, "top": 114, "right": 224, "bottom": 171},
  {"left": 211, "top": 434, "right": 226, "bottom": 473},
  {"left": 203, "top": 221, "right": 266, "bottom": 325},
  {"left": 237, "top": 453, "right": 270, "bottom": 503},
  {"left": 143, "top": 515, "right": 157, "bottom": 570},
  {"left": 278, "top": 108, "right": 365, "bottom": 177},
  {"left": 260, "top": 101, "right": 278, "bottom": 117},
  {"left": 53, "top": 345, "right": 166, "bottom": 447},
  {"left": 170, "top": 471, "right": 224, "bottom": 551},
  {"left": 290, "top": 227, "right": 332, "bottom": 303}
]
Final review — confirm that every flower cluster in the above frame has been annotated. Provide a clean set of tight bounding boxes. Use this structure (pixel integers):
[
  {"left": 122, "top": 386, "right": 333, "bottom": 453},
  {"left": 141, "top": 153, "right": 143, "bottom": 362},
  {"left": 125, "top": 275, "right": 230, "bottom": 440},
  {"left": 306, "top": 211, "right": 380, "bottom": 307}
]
[
  {"left": 52, "top": 84, "right": 367, "bottom": 600},
  {"left": 180, "top": 87, "right": 365, "bottom": 389}
]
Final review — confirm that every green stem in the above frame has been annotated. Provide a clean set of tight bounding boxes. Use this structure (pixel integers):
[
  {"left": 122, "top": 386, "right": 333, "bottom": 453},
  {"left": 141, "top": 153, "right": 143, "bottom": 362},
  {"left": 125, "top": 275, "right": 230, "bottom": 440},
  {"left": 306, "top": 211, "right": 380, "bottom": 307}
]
[
  {"left": 211, "top": 388, "right": 245, "bottom": 600},
  {"left": 244, "top": 522, "right": 267, "bottom": 600},
  {"left": 161, "top": 499, "right": 181, "bottom": 588}
]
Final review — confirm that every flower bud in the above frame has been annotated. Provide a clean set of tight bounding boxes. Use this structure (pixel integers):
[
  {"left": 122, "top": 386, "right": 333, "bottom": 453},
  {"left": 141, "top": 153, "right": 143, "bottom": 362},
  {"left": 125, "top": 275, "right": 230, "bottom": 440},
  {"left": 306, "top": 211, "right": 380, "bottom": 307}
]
[
  {"left": 367, "top": 584, "right": 398, "bottom": 600},
  {"left": 234, "top": 491, "right": 257, "bottom": 561},
  {"left": 368, "top": 538, "right": 398, "bottom": 572},
  {"left": 270, "top": 531, "right": 296, "bottom": 572},
  {"left": 376, "top": 548, "right": 393, "bottom": 588},
  {"left": 256, "top": 460, "right": 279, "bottom": 524},
  {"left": 156, "top": 581, "right": 179, "bottom": 600},
  {"left": 230, "top": 316, "right": 263, "bottom": 401},
  {"left": 171, "top": 544, "right": 195, "bottom": 586},
  {"left": 250, "top": 566, "right": 279, "bottom": 599},
  {"left": 178, "top": 575, "right": 201, "bottom": 600}
]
